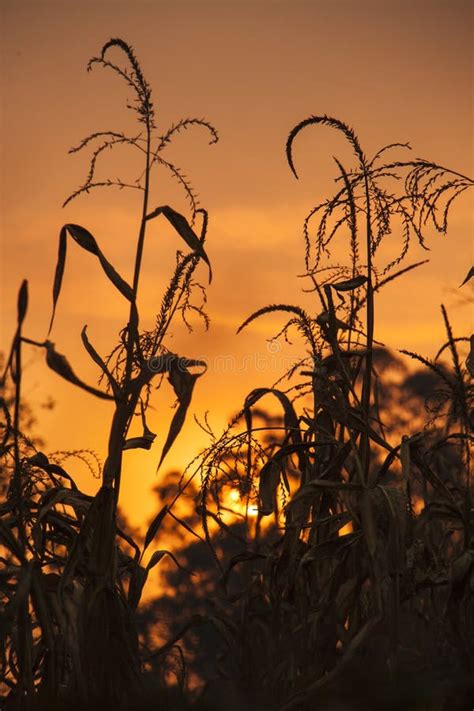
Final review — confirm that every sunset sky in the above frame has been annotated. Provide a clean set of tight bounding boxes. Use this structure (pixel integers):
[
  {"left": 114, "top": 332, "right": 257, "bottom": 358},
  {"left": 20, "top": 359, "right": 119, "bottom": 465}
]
[{"left": 1, "top": 0, "right": 472, "bottom": 528}]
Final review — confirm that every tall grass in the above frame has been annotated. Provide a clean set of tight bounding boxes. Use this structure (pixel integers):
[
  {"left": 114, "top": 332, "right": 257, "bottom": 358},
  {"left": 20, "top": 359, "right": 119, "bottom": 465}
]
[
  {"left": 195, "top": 117, "right": 473, "bottom": 709},
  {"left": 0, "top": 38, "right": 217, "bottom": 709}
]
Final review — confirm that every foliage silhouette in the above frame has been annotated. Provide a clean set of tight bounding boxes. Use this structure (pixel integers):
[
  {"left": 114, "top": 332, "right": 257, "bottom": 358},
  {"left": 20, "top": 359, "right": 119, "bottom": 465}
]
[
  {"left": 1, "top": 41, "right": 473, "bottom": 711},
  {"left": 0, "top": 38, "right": 217, "bottom": 710},
  {"left": 192, "top": 118, "right": 473, "bottom": 710}
]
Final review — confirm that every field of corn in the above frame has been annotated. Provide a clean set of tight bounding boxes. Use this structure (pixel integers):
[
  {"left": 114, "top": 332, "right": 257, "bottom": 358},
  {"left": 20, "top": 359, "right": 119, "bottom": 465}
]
[{"left": 1, "top": 39, "right": 473, "bottom": 711}]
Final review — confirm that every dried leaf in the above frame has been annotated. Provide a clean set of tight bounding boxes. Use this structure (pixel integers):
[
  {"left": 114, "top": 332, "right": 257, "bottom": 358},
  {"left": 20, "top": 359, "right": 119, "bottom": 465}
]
[
  {"left": 66, "top": 224, "right": 133, "bottom": 299},
  {"left": 128, "top": 565, "right": 147, "bottom": 609},
  {"left": 459, "top": 266, "right": 474, "bottom": 287},
  {"left": 48, "top": 223, "right": 133, "bottom": 335},
  {"left": 81, "top": 326, "right": 120, "bottom": 398},
  {"left": 331, "top": 275, "right": 367, "bottom": 292},
  {"left": 244, "top": 388, "right": 305, "bottom": 473},
  {"left": 17, "top": 280, "right": 28, "bottom": 327},
  {"left": 168, "top": 509, "right": 205, "bottom": 542},
  {"left": 146, "top": 550, "right": 168, "bottom": 571},
  {"left": 148, "top": 353, "right": 206, "bottom": 375},
  {"left": 259, "top": 459, "right": 281, "bottom": 515},
  {"left": 122, "top": 432, "right": 156, "bottom": 451},
  {"left": 45, "top": 341, "right": 114, "bottom": 400},
  {"left": 316, "top": 311, "right": 349, "bottom": 331},
  {"left": 27, "top": 451, "right": 50, "bottom": 468},
  {"left": 143, "top": 505, "right": 169, "bottom": 553},
  {"left": 146, "top": 205, "right": 212, "bottom": 282},
  {"left": 48, "top": 226, "right": 67, "bottom": 335},
  {"left": 27, "top": 451, "right": 79, "bottom": 490},
  {"left": 146, "top": 549, "right": 193, "bottom": 575},
  {"left": 466, "top": 335, "right": 474, "bottom": 377},
  {"left": 157, "top": 360, "right": 205, "bottom": 469}
]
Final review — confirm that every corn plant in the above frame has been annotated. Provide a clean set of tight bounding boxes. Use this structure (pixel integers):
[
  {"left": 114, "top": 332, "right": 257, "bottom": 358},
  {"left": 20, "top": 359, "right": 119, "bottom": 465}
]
[
  {"left": 196, "top": 117, "right": 473, "bottom": 710},
  {"left": 0, "top": 38, "right": 218, "bottom": 710}
]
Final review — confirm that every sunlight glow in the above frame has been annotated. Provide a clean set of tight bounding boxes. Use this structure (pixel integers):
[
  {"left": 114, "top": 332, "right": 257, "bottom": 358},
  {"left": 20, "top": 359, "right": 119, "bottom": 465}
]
[
  {"left": 339, "top": 521, "right": 353, "bottom": 536},
  {"left": 413, "top": 497, "right": 425, "bottom": 515}
]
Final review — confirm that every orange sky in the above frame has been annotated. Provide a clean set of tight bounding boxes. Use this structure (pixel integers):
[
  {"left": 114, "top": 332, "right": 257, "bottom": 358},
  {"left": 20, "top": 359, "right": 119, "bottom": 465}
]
[{"left": 1, "top": 0, "right": 472, "bottom": 527}]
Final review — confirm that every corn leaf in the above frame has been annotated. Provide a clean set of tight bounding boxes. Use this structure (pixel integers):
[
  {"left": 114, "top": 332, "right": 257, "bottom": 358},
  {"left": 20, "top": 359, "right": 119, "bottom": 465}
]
[
  {"left": 48, "top": 224, "right": 133, "bottom": 335},
  {"left": 123, "top": 429, "right": 156, "bottom": 451},
  {"left": 466, "top": 335, "right": 474, "bottom": 377},
  {"left": 17, "top": 280, "right": 28, "bottom": 326},
  {"left": 157, "top": 360, "right": 205, "bottom": 470},
  {"left": 459, "top": 265, "right": 474, "bottom": 287},
  {"left": 81, "top": 326, "right": 120, "bottom": 398},
  {"left": 259, "top": 459, "right": 281, "bottom": 515},
  {"left": 146, "top": 205, "right": 212, "bottom": 282},
  {"left": 331, "top": 275, "right": 367, "bottom": 291},
  {"left": 143, "top": 505, "right": 169, "bottom": 553},
  {"left": 45, "top": 340, "right": 114, "bottom": 400}
]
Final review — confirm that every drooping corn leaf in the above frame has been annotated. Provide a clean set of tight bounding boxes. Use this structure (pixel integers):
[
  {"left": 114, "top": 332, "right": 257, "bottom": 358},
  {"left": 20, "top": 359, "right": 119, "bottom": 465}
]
[
  {"left": 123, "top": 399, "right": 157, "bottom": 451},
  {"left": 123, "top": 427, "right": 156, "bottom": 451},
  {"left": 157, "top": 359, "right": 205, "bottom": 470},
  {"left": 466, "top": 335, "right": 474, "bottom": 377},
  {"left": 242, "top": 388, "right": 309, "bottom": 513},
  {"left": 168, "top": 509, "right": 206, "bottom": 542},
  {"left": 67, "top": 224, "right": 134, "bottom": 300},
  {"left": 220, "top": 551, "right": 266, "bottom": 595},
  {"left": 244, "top": 388, "right": 305, "bottom": 473},
  {"left": 17, "top": 279, "right": 28, "bottom": 326},
  {"left": 257, "top": 442, "right": 314, "bottom": 515},
  {"left": 331, "top": 275, "right": 367, "bottom": 292},
  {"left": 27, "top": 451, "right": 79, "bottom": 490},
  {"left": 146, "top": 548, "right": 191, "bottom": 573},
  {"left": 258, "top": 459, "right": 281, "bottom": 515},
  {"left": 2, "top": 281, "right": 29, "bottom": 385},
  {"left": 48, "top": 223, "right": 133, "bottom": 335},
  {"left": 146, "top": 204, "right": 212, "bottom": 282},
  {"left": 45, "top": 340, "right": 114, "bottom": 400},
  {"left": 81, "top": 326, "right": 120, "bottom": 398},
  {"left": 143, "top": 504, "right": 169, "bottom": 553},
  {"left": 316, "top": 310, "right": 349, "bottom": 331},
  {"left": 129, "top": 549, "right": 192, "bottom": 609},
  {"left": 147, "top": 353, "right": 206, "bottom": 375},
  {"left": 459, "top": 265, "right": 474, "bottom": 287}
]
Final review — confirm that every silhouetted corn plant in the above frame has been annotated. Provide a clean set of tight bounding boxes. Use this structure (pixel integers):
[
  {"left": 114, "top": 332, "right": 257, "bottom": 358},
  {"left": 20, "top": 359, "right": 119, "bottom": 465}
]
[
  {"left": 196, "top": 118, "right": 473, "bottom": 710},
  {"left": 0, "top": 38, "right": 217, "bottom": 710}
]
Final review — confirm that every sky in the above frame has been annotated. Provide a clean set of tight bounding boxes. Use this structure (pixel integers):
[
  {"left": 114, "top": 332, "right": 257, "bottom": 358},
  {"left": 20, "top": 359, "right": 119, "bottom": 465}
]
[{"left": 1, "top": 0, "right": 473, "bottom": 527}]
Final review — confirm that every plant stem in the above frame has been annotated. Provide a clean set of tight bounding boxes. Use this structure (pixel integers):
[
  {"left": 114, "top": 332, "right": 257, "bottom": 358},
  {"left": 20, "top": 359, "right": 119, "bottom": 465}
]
[
  {"left": 13, "top": 333, "right": 26, "bottom": 554},
  {"left": 103, "top": 122, "right": 152, "bottom": 494},
  {"left": 361, "top": 170, "right": 374, "bottom": 486}
]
